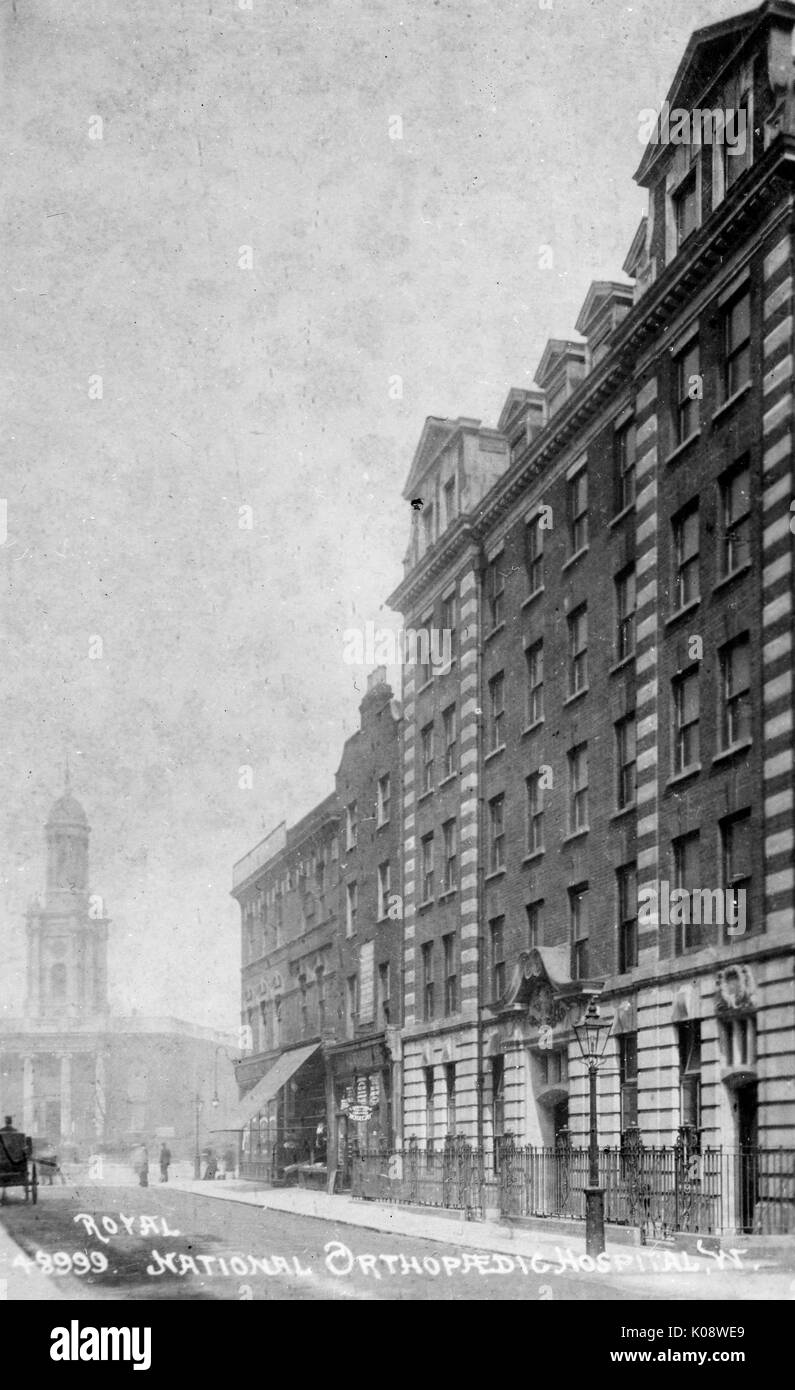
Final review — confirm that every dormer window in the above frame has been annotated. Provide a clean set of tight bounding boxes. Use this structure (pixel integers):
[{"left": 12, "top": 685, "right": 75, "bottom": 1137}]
[
  {"left": 548, "top": 381, "right": 568, "bottom": 417},
  {"left": 674, "top": 165, "right": 698, "bottom": 247},
  {"left": 422, "top": 503, "right": 435, "bottom": 551},
  {"left": 443, "top": 477, "right": 456, "bottom": 527},
  {"left": 724, "top": 90, "right": 752, "bottom": 192}
]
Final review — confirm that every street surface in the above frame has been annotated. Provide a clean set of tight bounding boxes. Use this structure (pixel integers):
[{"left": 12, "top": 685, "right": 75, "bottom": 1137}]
[
  {"left": 0, "top": 1183, "right": 792, "bottom": 1301},
  {"left": 0, "top": 1183, "right": 652, "bottom": 1301}
]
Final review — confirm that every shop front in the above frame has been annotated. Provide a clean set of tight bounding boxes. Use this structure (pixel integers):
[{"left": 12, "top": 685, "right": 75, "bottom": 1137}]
[
  {"left": 327, "top": 1039, "right": 392, "bottom": 1189},
  {"left": 237, "top": 1041, "right": 328, "bottom": 1185}
]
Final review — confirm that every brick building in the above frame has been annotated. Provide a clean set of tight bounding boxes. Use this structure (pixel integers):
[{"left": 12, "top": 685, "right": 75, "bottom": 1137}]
[
  {"left": 327, "top": 669, "right": 402, "bottom": 1184},
  {"left": 232, "top": 797, "right": 340, "bottom": 1180},
  {"left": 231, "top": 672, "right": 402, "bottom": 1184},
  {"left": 386, "top": 0, "right": 795, "bottom": 1187}
]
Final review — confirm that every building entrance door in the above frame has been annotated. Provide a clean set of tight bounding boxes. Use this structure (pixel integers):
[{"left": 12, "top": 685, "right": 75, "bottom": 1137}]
[{"left": 737, "top": 1082, "right": 758, "bottom": 1233}]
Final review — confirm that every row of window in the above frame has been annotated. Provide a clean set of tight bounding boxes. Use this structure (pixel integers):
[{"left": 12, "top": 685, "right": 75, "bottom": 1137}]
[
  {"left": 478, "top": 405, "right": 749, "bottom": 648},
  {"left": 417, "top": 475, "right": 459, "bottom": 559},
  {"left": 485, "top": 655, "right": 749, "bottom": 869},
  {"left": 345, "top": 860, "right": 393, "bottom": 934},
  {"left": 343, "top": 961, "right": 392, "bottom": 1036},
  {"left": 410, "top": 264, "right": 750, "bottom": 593},
  {"left": 484, "top": 806, "right": 752, "bottom": 988},
  {"left": 415, "top": 448, "right": 748, "bottom": 699},
  {"left": 423, "top": 1061, "right": 459, "bottom": 1140},
  {"left": 672, "top": 99, "right": 753, "bottom": 253},
  {"left": 344, "top": 774, "right": 392, "bottom": 850},
  {"left": 619, "top": 1016, "right": 756, "bottom": 1135},
  {"left": 420, "top": 1015, "right": 755, "bottom": 1146},
  {"left": 245, "top": 960, "right": 394, "bottom": 1052},
  {"left": 419, "top": 934, "right": 459, "bottom": 1021}
]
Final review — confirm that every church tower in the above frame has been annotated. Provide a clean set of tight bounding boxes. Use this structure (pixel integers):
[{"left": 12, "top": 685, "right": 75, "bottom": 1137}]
[{"left": 25, "top": 773, "right": 110, "bottom": 1019}]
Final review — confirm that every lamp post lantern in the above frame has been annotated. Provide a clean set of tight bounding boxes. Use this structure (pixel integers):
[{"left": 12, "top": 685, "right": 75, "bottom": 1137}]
[
  {"left": 572, "top": 994, "right": 613, "bottom": 1257},
  {"left": 193, "top": 1094, "right": 203, "bottom": 1180}
]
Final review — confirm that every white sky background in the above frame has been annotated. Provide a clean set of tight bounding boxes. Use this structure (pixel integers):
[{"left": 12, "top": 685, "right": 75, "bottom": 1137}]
[{"left": 0, "top": 0, "right": 751, "bottom": 1028}]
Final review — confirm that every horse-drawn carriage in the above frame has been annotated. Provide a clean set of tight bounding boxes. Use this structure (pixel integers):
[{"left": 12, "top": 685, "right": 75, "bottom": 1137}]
[{"left": 0, "top": 1117, "right": 38, "bottom": 1205}]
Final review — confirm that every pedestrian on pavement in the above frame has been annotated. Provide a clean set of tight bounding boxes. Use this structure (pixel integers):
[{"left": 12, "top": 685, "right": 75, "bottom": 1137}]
[
  {"left": 203, "top": 1147, "right": 218, "bottom": 1180},
  {"left": 159, "top": 1142, "right": 171, "bottom": 1183},
  {"left": 133, "top": 1142, "right": 149, "bottom": 1187}
]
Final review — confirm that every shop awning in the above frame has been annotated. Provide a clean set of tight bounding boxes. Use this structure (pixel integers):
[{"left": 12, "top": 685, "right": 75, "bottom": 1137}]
[{"left": 211, "top": 1043, "right": 320, "bottom": 1131}]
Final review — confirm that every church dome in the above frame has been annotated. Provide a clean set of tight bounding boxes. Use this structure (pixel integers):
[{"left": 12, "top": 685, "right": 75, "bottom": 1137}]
[{"left": 46, "top": 791, "right": 88, "bottom": 827}]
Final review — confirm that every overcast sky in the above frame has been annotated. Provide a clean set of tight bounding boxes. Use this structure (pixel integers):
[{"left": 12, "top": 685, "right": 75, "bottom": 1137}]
[{"left": 0, "top": 0, "right": 752, "bottom": 1028}]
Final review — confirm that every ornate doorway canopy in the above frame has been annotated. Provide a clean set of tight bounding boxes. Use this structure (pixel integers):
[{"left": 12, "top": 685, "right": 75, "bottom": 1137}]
[{"left": 488, "top": 947, "right": 604, "bottom": 1036}]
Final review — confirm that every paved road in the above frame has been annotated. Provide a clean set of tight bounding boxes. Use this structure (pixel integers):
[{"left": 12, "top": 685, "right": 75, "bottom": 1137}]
[{"left": 0, "top": 1184, "right": 653, "bottom": 1301}]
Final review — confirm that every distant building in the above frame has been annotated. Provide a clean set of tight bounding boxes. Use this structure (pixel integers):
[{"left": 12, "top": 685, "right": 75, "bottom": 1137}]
[{"left": 0, "top": 777, "right": 236, "bottom": 1159}]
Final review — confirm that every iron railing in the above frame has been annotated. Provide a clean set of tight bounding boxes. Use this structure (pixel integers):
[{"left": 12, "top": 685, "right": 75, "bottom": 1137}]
[
  {"left": 351, "top": 1138, "right": 486, "bottom": 1215},
  {"left": 351, "top": 1138, "right": 795, "bottom": 1237},
  {"left": 239, "top": 1153, "right": 277, "bottom": 1185}
]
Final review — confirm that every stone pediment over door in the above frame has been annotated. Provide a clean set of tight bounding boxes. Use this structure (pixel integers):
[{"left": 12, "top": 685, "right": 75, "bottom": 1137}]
[{"left": 495, "top": 947, "right": 603, "bottom": 1032}]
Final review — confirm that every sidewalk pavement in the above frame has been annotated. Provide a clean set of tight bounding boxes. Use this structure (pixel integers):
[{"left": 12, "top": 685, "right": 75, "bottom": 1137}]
[{"left": 168, "top": 1177, "right": 795, "bottom": 1300}]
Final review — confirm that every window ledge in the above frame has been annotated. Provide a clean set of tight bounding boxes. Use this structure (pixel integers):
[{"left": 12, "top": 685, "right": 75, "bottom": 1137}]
[
  {"left": 609, "top": 654, "right": 635, "bottom": 676},
  {"left": 418, "top": 789, "right": 434, "bottom": 804},
  {"left": 376, "top": 820, "right": 390, "bottom": 831},
  {"left": 562, "top": 829, "right": 589, "bottom": 844},
  {"left": 523, "top": 850, "right": 545, "bottom": 865},
  {"left": 417, "top": 899, "right": 435, "bottom": 913},
  {"left": 438, "top": 889, "right": 458, "bottom": 903},
  {"left": 485, "top": 745, "right": 506, "bottom": 764},
  {"left": 438, "top": 773, "right": 458, "bottom": 789},
  {"left": 665, "top": 430, "right": 701, "bottom": 466},
  {"left": 712, "top": 381, "right": 752, "bottom": 425},
  {"left": 521, "top": 719, "right": 545, "bottom": 738},
  {"left": 485, "top": 622, "right": 506, "bottom": 644},
  {"left": 667, "top": 764, "right": 702, "bottom": 789},
  {"left": 609, "top": 503, "right": 635, "bottom": 530},
  {"left": 562, "top": 546, "right": 589, "bottom": 573},
  {"left": 485, "top": 869, "right": 506, "bottom": 883},
  {"left": 611, "top": 803, "right": 637, "bottom": 821},
  {"left": 416, "top": 679, "right": 434, "bottom": 695},
  {"left": 713, "top": 740, "right": 753, "bottom": 766},
  {"left": 522, "top": 587, "right": 545, "bottom": 610},
  {"left": 665, "top": 598, "right": 700, "bottom": 627},
  {"left": 713, "top": 562, "right": 752, "bottom": 595},
  {"left": 564, "top": 687, "right": 589, "bottom": 707}
]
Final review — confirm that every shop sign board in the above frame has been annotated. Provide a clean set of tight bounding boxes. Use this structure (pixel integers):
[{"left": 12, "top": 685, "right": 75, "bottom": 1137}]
[{"left": 347, "top": 1105, "right": 372, "bottom": 1122}]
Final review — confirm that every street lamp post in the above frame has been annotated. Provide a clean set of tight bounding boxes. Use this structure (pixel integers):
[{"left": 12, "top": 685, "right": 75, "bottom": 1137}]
[
  {"left": 212, "top": 1045, "right": 221, "bottom": 1109},
  {"left": 194, "top": 1094, "right": 203, "bottom": 1180},
  {"left": 572, "top": 994, "right": 613, "bottom": 1257}
]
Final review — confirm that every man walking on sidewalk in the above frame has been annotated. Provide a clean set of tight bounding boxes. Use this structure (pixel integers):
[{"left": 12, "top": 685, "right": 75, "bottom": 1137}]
[{"left": 159, "top": 1142, "right": 171, "bottom": 1183}]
